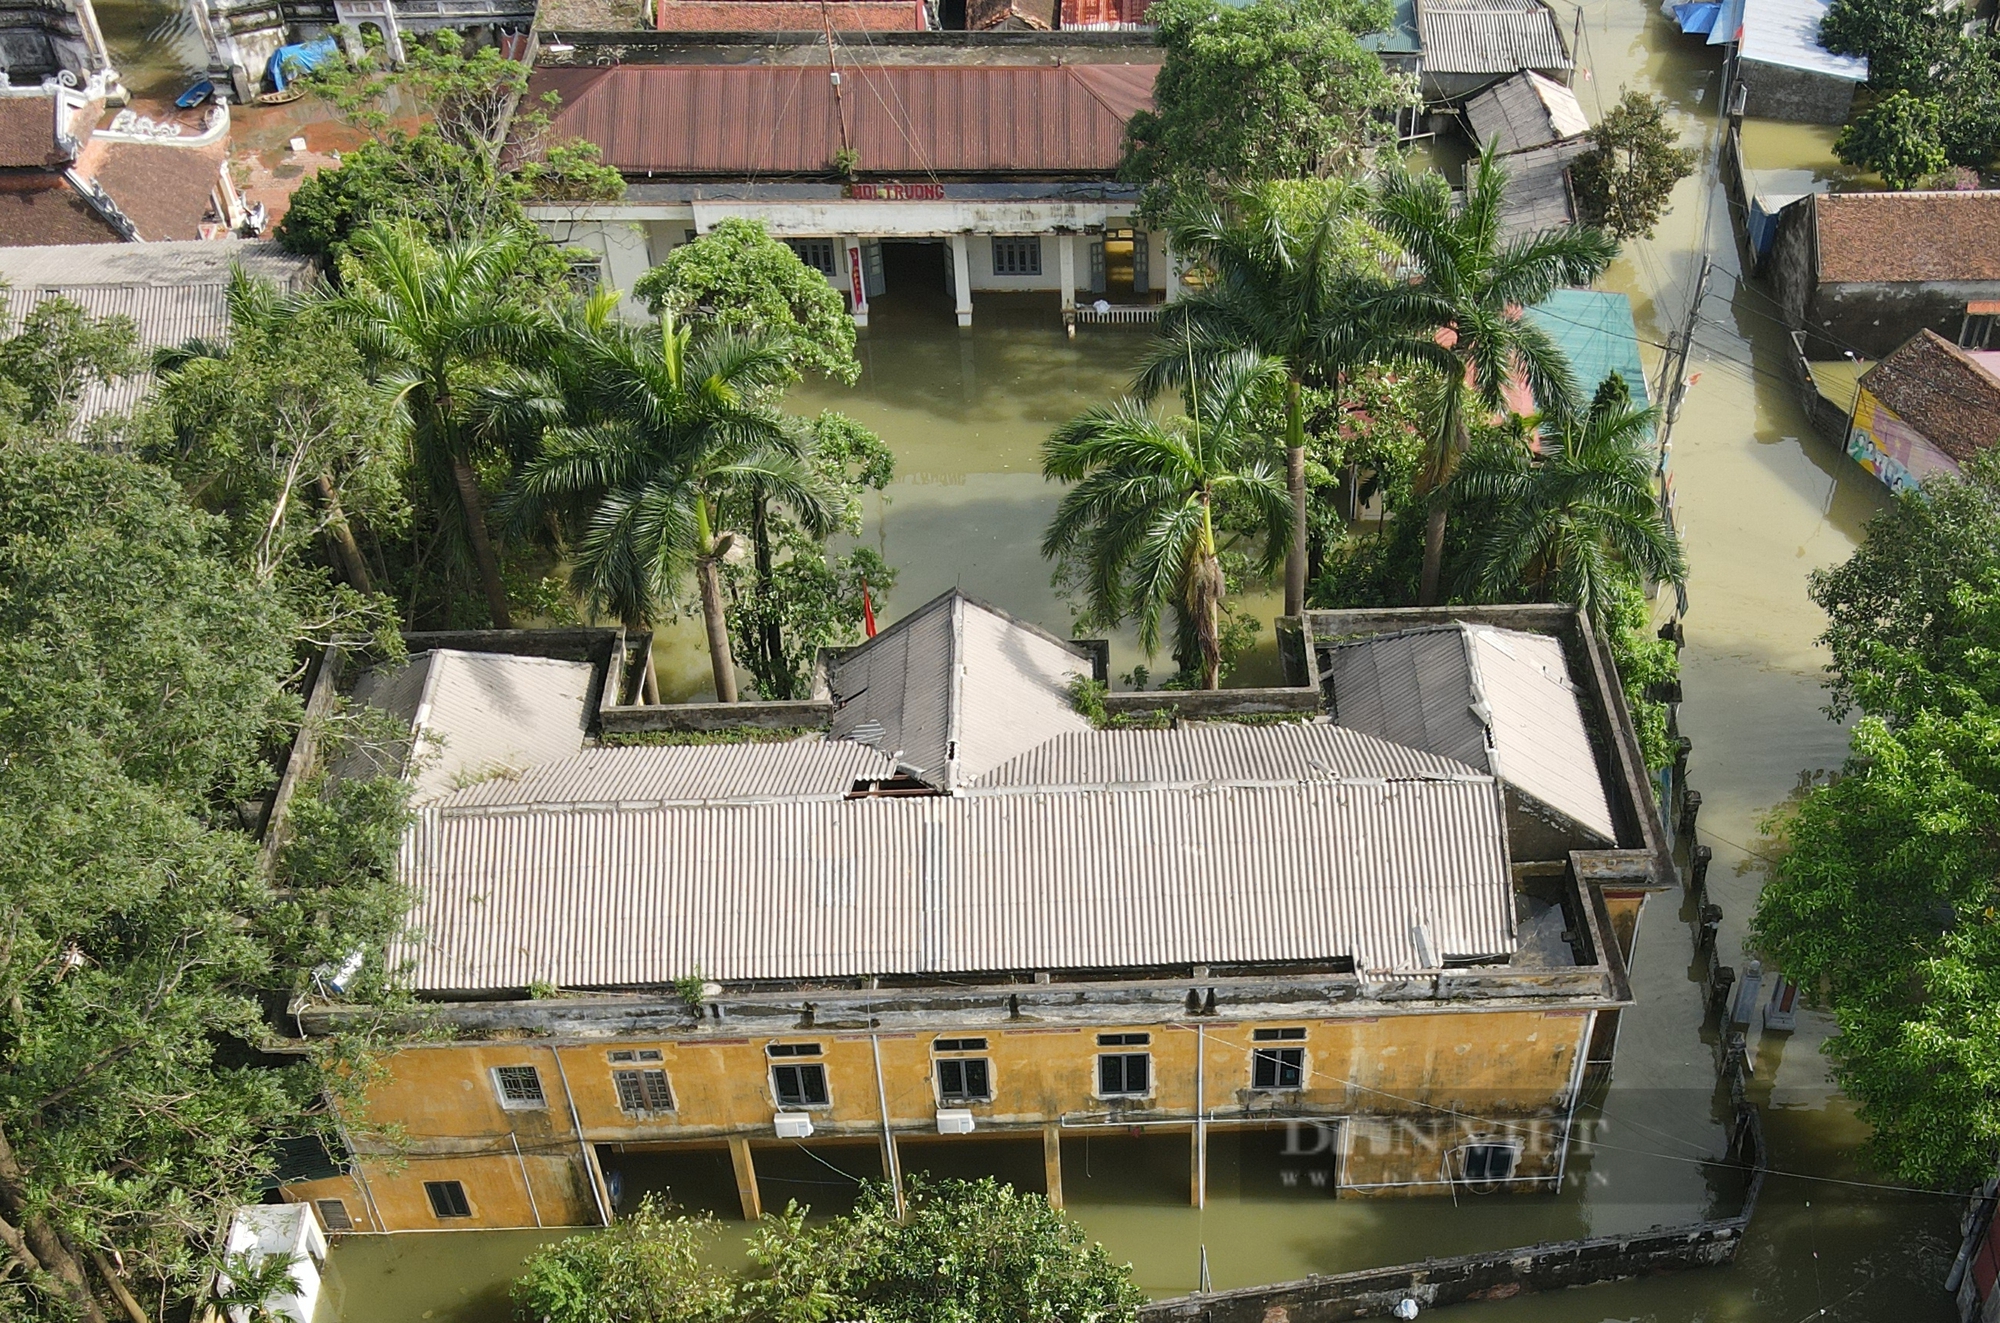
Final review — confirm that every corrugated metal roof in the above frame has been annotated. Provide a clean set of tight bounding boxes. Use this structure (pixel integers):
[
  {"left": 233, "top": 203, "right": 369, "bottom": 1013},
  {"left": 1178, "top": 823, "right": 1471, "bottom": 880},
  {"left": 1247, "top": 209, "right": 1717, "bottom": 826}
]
[
  {"left": 1417, "top": 0, "right": 1572, "bottom": 75},
  {"left": 1527, "top": 288, "right": 1651, "bottom": 405},
  {"left": 433, "top": 739, "right": 900, "bottom": 809},
  {"left": 1479, "top": 137, "right": 1589, "bottom": 239},
  {"left": 829, "top": 590, "right": 1093, "bottom": 791},
  {"left": 531, "top": 63, "right": 1157, "bottom": 177},
  {"left": 399, "top": 777, "right": 1515, "bottom": 991},
  {"left": 970, "top": 720, "right": 1486, "bottom": 790},
  {"left": 1738, "top": 0, "right": 1867, "bottom": 80},
  {"left": 1325, "top": 624, "right": 1615, "bottom": 842},
  {"left": 1464, "top": 71, "right": 1589, "bottom": 155},
  {"left": 354, "top": 650, "right": 595, "bottom": 804},
  {"left": 0, "top": 240, "right": 317, "bottom": 428}
]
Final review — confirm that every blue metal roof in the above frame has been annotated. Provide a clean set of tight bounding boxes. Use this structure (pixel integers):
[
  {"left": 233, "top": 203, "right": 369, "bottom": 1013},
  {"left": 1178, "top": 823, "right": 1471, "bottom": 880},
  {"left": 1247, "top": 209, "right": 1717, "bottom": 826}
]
[{"left": 1527, "top": 289, "right": 1651, "bottom": 406}]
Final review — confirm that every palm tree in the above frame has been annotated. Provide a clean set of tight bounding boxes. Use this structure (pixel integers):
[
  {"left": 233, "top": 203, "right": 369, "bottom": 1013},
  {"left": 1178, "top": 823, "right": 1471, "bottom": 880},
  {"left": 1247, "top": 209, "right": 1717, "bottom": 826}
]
[
  {"left": 1453, "top": 374, "right": 1685, "bottom": 621},
  {"left": 1134, "top": 179, "right": 1381, "bottom": 619},
  {"left": 1042, "top": 350, "right": 1293, "bottom": 689},
  {"left": 1363, "top": 141, "right": 1618, "bottom": 606},
  {"left": 323, "top": 225, "right": 553, "bottom": 628},
  {"left": 500, "top": 311, "right": 838, "bottom": 703}
]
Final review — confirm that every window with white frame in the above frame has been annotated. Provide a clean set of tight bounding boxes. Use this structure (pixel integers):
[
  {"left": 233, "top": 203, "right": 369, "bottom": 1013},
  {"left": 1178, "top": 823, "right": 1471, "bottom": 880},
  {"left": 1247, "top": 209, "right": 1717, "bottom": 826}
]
[
  {"left": 991, "top": 236, "right": 1042, "bottom": 276},
  {"left": 787, "top": 239, "right": 838, "bottom": 276},
  {"left": 491, "top": 1065, "right": 546, "bottom": 1109},
  {"left": 936, "top": 1057, "right": 992, "bottom": 1103},
  {"left": 1095, "top": 1034, "right": 1151, "bottom": 1097},
  {"left": 768, "top": 1042, "right": 830, "bottom": 1108},
  {"left": 1459, "top": 1142, "right": 1519, "bottom": 1184},
  {"left": 1251, "top": 1027, "right": 1306, "bottom": 1090}
]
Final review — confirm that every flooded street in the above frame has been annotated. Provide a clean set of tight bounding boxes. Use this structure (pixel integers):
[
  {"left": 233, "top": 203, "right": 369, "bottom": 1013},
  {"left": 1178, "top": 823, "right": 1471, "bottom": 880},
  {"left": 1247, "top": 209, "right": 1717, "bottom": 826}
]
[{"left": 76, "top": 0, "right": 1968, "bottom": 1314}]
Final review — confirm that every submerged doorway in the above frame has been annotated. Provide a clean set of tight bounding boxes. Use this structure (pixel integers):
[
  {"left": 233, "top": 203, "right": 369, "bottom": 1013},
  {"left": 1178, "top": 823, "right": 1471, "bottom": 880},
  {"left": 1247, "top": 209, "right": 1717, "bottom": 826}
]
[
  {"left": 872, "top": 240, "right": 953, "bottom": 324},
  {"left": 1100, "top": 228, "right": 1148, "bottom": 302}
]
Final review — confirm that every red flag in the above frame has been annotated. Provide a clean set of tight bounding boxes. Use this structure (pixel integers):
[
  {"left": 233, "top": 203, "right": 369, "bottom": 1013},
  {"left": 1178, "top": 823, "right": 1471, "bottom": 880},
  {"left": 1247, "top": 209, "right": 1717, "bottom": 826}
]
[{"left": 861, "top": 578, "right": 877, "bottom": 638}]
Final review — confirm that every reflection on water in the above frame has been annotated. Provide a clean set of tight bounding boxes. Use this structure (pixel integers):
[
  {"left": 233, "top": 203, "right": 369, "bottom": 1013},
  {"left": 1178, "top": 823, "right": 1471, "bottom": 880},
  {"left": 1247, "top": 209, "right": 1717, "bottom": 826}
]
[
  {"left": 94, "top": 0, "right": 206, "bottom": 101},
  {"left": 307, "top": 0, "right": 1959, "bottom": 1315}
]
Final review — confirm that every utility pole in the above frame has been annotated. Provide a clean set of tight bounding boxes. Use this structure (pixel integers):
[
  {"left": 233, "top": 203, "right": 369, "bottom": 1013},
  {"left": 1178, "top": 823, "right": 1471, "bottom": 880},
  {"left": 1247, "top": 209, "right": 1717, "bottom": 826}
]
[{"left": 820, "top": 0, "right": 852, "bottom": 161}]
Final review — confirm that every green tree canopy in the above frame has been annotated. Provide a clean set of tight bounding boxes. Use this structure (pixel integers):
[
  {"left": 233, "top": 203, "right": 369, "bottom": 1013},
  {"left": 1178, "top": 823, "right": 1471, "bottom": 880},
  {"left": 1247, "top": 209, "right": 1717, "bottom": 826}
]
[
  {"left": 1119, "top": 0, "right": 1414, "bottom": 221},
  {"left": 1568, "top": 89, "right": 1699, "bottom": 242},
  {"left": 0, "top": 440, "right": 410, "bottom": 1322},
  {"left": 1043, "top": 349, "right": 1293, "bottom": 688},
  {"left": 511, "top": 1178, "right": 1144, "bottom": 1323},
  {"left": 1835, "top": 90, "right": 1950, "bottom": 189},
  {"left": 0, "top": 288, "right": 139, "bottom": 439},
  {"left": 631, "top": 220, "right": 860, "bottom": 385}
]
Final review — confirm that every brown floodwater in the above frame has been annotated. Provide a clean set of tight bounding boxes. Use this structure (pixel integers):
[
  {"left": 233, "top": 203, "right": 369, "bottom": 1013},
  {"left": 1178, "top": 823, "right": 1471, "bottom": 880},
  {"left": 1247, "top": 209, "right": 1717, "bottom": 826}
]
[{"left": 83, "top": 0, "right": 1967, "bottom": 1315}]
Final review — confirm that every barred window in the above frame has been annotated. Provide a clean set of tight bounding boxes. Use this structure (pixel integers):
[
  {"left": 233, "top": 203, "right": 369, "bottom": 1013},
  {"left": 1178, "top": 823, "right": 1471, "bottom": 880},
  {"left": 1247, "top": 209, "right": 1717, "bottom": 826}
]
[
  {"left": 614, "top": 1068, "right": 675, "bottom": 1113},
  {"left": 991, "top": 237, "right": 1042, "bottom": 276},
  {"left": 492, "top": 1065, "right": 546, "bottom": 1109}
]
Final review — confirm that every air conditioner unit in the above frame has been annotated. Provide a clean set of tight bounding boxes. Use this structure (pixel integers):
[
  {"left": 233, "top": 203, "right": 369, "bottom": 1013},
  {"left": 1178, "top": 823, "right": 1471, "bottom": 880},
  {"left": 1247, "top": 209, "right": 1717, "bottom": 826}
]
[
  {"left": 935, "top": 1109, "right": 975, "bottom": 1135},
  {"left": 773, "top": 1113, "right": 814, "bottom": 1139}
]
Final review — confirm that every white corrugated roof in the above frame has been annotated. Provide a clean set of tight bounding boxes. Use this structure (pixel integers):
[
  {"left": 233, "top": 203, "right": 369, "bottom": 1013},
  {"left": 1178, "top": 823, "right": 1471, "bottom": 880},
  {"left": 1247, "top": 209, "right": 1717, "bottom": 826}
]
[
  {"left": 828, "top": 590, "right": 1093, "bottom": 791},
  {"left": 432, "top": 739, "right": 900, "bottom": 809},
  {"left": 0, "top": 240, "right": 317, "bottom": 429},
  {"left": 970, "top": 720, "right": 1486, "bottom": 791},
  {"left": 1417, "top": 0, "right": 1572, "bottom": 75},
  {"left": 1738, "top": 0, "right": 1868, "bottom": 80},
  {"left": 400, "top": 776, "right": 1515, "bottom": 991},
  {"left": 354, "top": 650, "right": 595, "bottom": 804},
  {"left": 1325, "top": 624, "right": 1616, "bottom": 842},
  {"left": 1465, "top": 71, "right": 1590, "bottom": 154}
]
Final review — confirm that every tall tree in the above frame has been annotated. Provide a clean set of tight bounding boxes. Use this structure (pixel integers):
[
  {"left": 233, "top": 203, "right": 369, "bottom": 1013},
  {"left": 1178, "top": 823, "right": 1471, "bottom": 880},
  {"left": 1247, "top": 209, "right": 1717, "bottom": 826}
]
[
  {"left": 500, "top": 313, "right": 838, "bottom": 703},
  {"left": 146, "top": 273, "right": 405, "bottom": 592},
  {"left": 1453, "top": 373, "right": 1685, "bottom": 622},
  {"left": 1137, "top": 179, "right": 1387, "bottom": 618},
  {"left": 1751, "top": 453, "right": 2000, "bottom": 1187},
  {"left": 1362, "top": 143, "right": 1616, "bottom": 605},
  {"left": 1042, "top": 350, "right": 1293, "bottom": 688},
  {"left": 1568, "top": 89, "right": 1699, "bottom": 242},
  {"left": 1119, "top": 0, "right": 1414, "bottom": 221},
  {"left": 323, "top": 225, "right": 554, "bottom": 628},
  {"left": 0, "top": 441, "right": 410, "bottom": 1323},
  {"left": 0, "top": 291, "right": 139, "bottom": 439}
]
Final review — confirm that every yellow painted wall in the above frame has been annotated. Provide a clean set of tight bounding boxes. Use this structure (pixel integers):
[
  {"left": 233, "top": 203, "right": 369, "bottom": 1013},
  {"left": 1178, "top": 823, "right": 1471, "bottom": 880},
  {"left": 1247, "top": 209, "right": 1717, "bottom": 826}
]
[{"left": 321, "top": 1008, "right": 1594, "bottom": 1227}]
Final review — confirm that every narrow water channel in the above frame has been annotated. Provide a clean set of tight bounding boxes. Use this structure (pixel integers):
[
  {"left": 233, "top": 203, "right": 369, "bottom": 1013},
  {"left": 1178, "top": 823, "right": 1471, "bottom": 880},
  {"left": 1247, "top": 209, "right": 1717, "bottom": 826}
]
[{"left": 69, "top": 0, "right": 1967, "bottom": 1312}]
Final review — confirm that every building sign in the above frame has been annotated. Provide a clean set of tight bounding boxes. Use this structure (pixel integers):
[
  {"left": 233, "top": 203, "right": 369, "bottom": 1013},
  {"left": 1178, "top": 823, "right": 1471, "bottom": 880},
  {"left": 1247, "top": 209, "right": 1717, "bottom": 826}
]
[
  {"left": 845, "top": 182, "right": 947, "bottom": 201},
  {"left": 848, "top": 245, "right": 865, "bottom": 308}
]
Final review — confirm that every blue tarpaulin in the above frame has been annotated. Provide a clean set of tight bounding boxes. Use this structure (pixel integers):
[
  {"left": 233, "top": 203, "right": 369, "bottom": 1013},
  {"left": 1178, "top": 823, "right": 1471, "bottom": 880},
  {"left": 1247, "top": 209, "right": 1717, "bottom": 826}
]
[
  {"left": 1673, "top": 2, "right": 1721, "bottom": 32},
  {"left": 266, "top": 38, "right": 337, "bottom": 92}
]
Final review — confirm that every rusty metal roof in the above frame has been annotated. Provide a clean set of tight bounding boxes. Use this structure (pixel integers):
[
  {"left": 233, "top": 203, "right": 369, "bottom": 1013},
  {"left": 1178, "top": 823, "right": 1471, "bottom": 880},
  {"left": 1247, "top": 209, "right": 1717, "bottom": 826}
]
[{"left": 532, "top": 62, "right": 1157, "bottom": 177}]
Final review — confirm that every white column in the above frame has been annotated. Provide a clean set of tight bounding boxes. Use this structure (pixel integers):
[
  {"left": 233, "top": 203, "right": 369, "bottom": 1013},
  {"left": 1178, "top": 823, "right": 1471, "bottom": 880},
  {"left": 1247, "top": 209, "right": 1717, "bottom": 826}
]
[
  {"left": 843, "top": 235, "right": 869, "bottom": 328},
  {"left": 950, "top": 233, "right": 973, "bottom": 328},
  {"left": 1058, "top": 233, "right": 1077, "bottom": 336}
]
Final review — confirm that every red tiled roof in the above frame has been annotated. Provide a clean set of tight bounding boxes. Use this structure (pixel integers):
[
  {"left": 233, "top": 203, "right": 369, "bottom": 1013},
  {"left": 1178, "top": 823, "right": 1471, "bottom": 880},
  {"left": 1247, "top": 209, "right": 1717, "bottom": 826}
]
[
  {"left": 0, "top": 172, "right": 120, "bottom": 247},
  {"left": 74, "top": 137, "right": 227, "bottom": 242},
  {"left": 1814, "top": 191, "right": 2000, "bottom": 285},
  {"left": 655, "top": 0, "right": 924, "bottom": 27},
  {"left": 533, "top": 62, "right": 1157, "bottom": 177},
  {"left": 1861, "top": 329, "right": 2000, "bottom": 463},
  {"left": 0, "top": 94, "right": 67, "bottom": 170}
]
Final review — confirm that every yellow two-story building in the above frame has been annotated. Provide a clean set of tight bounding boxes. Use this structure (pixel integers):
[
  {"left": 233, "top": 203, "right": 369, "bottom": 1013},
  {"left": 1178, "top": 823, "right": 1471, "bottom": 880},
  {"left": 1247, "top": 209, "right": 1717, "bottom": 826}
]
[{"left": 279, "top": 593, "right": 1669, "bottom": 1234}]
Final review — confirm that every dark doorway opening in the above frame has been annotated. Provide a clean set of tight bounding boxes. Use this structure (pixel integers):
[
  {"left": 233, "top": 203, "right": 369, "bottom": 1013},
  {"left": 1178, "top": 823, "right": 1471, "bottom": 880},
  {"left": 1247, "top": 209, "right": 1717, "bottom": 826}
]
[
  {"left": 596, "top": 1144, "right": 741, "bottom": 1220},
  {"left": 939, "top": 0, "right": 967, "bottom": 26},
  {"left": 1101, "top": 228, "right": 1140, "bottom": 301}
]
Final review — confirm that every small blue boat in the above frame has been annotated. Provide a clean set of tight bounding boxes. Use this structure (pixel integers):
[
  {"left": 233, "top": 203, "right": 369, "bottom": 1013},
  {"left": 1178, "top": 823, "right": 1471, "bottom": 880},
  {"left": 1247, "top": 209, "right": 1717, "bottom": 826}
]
[{"left": 174, "top": 77, "right": 214, "bottom": 109}]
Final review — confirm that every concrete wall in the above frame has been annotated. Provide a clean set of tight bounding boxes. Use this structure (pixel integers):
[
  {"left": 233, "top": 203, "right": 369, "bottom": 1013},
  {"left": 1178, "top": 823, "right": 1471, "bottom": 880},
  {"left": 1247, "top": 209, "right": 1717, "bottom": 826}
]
[
  {"left": 1738, "top": 58, "right": 1857, "bottom": 124},
  {"left": 302, "top": 1008, "right": 1596, "bottom": 1228},
  {"left": 1810, "top": 279, "right": 2000, "bottom": 359}
]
